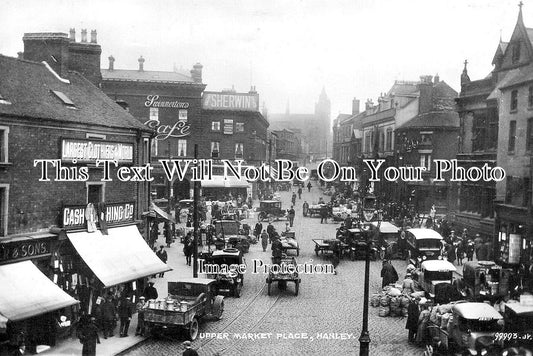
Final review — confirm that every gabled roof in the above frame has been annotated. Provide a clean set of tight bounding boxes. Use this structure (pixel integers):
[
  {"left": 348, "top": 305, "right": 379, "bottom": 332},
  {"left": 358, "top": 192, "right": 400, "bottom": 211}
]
[
  {"left": 102, "top": 68, "right": 194, "bottom": 84},
  {"left": 397, "top": 111, "right": 459, "bottom": 130},
  {"left": 387, "top": 81, "right": 419, "bottom": 97},
  {"left": 0, "top": 55, "right": 148, "bottom": 131}
]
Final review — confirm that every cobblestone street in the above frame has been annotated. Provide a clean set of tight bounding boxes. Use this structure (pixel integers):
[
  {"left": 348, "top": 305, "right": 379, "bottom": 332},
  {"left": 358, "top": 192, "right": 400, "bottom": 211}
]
[{"left": 124, "top": 187, "right": 423, "bottom": 356}]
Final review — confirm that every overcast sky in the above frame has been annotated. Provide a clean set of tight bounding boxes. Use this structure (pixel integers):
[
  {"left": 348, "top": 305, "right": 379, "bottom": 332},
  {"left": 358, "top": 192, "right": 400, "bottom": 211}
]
[{"left": 0, "top": 0, "right": 528, "bottom": 118}]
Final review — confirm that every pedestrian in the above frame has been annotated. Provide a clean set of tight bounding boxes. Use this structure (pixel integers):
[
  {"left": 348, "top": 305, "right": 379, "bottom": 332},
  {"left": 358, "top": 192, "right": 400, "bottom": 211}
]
[
  {"left": 266, "top": 222, "right": 275, "bottom": 240},
  {"left": 331, "top": 241, "right": 340, "bottom": 275},
  {"left": 302, "top": 201, "right": 309, "bottom": 217},
  {"left": 466, "top": 240, "right": 475, "bottom": 262},
  {"left": 291, "top": 192, "right": 297, "bottom": 206},
  {"left": 79, "top": 315, "right": 100, "bottom": 356},
  {"left": 143, "top": 282, "right": 158, "bottom": 300},
  {"left": 307, "top": 181, "right": 312, "bottom": 192},
  {"left": 320, "top": 205, "right": 328, "bottom": 224},
  {"left": 182, "top": 340, "right": 199, "bottom": 356},
  {"left": 474, "top": 234, "right": 483, "bottom": 260},
  {"left": 118, "top": 296, "right": 133, "bottom": 337},
  {"left": 101, "top": 296, "right": 116, "bottom": 339},
  {"left": 254, "top": 222, "right": 263, "bottom": 242},
  {"left": 406, "top": 298, "right": 420, "bottom": 343},
  {"left": 149, "top": 223, "right": 158, "bottom": 249},
  {"left": 135, "top": 296, "right": 146, "bottom": 336},
  {"left": 271, "top": 236, "right": 283, "bottom": 265},
  {"left": 446, "top": 243, "right": 457, "bottom": 265},
  {"left": 288, "top": 206, "right": 295, "bottom": 227},
  {"left": 164, "top": 222, "right": 172, "bottom": 248},
  {"left": 297, "top": 186, "right": 302, "bottom": 199},
  {"left": 261, "top": 230, "right": 269, "bottom": 252},
  {"left": 380, "top": 260, "right": 399, "bottom": 288},
  {"left": 184, "top": 234, "right": 193, "bottom": 266},
  {"left": 156, "top": 245, "right": 168, "bottom": 277}
]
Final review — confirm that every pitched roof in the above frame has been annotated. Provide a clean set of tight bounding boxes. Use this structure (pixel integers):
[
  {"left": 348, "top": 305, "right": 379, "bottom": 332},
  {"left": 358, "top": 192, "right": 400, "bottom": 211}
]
[
  {"left": 397, "top": 111, "right": 459, "bottom": 130},
  {"left": 102, "top": 68, "right": 194, "bottom": 83},
  {"left": 0, "top": 55, "right": 147, "bottom": 131},
  {"left": 387, "top": 81, "right": 419, "bottom": 97},
  {"left": 496, "top": 65, "right": 533, "bottom": 90}
]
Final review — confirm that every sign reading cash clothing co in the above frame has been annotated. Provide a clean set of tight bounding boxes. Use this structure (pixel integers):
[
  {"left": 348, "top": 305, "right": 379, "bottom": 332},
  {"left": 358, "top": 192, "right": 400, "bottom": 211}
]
[
  {"left": 62, "top": 202, "right": 135, "bottom": 229},
  {"left": 61, "top": 138, "right": 134, "bottom": 164},
  {"left": 202, "top": 92, "right": 259, "bottom": 111}
]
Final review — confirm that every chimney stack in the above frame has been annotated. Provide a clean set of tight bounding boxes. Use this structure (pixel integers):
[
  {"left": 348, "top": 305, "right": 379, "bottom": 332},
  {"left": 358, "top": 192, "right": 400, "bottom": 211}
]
[
  {"left": 249, "top": 86, "right": 257, "bottom": 94},
  {"left": 90, "top": 30, "right": 97, "bottom": 43},
  {"left": 352, "top": 98, "right": 360, "bottom": 115},
  {"left": 138, "top": 55, "right": 145, "bottom": 71},
  {"left": 81, "top": 29, "right": 87, "bottom": 43},
  {"left": 17, "top": 52, "right": 23, "bottom": 59},
  {"left": 108, "top": 55, "right": 115, "bottom": 71},
  {"left": 190, "top": 62, "right": 203, "bottom": 83},
  {"left": 417, "top": 75, "right": 434, "bottom": 114},
  {"left": 434, "top": 73, "right": 440, "bottom": 84},
  {"left": 365, "top": 99, "right": 373, "bottom": 111},
  {"left": 69, "top": 28, "right": 75, "bottom": 41}
]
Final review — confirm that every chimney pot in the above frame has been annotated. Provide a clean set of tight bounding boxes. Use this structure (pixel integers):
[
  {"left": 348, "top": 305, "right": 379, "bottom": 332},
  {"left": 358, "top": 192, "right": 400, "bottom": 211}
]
[
  {"left": 190, "top": 62, "right": 203, "bottom": 83},
  {"left": 90, "top": 30, "right": 97, "bottom": 43},
  {"left": 434, "top": 73, "right": 440, "bottom": 83},
  {"left": 69, "top": 28, "right": 75, "bottom": 41},
  {"left": 17, "top": 52, "right": 23, "bottom": 59},
  {"left": 81, "top": 29, "right": 87, "bottom": 43},
  {"left": 108, "top": 55, "right": 115, "bottom": 71},
  {"left": 138, "top": 55, "right": 145, "bottom": 71}
]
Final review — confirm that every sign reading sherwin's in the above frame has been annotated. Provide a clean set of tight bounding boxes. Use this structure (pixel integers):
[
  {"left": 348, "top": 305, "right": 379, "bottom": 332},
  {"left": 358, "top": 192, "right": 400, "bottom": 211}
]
[
  {"left": 61, "top": 138, "right": 134, "bottom": 164},
  {"left": 202, "top": 92, "right": 259, "bottom": 111},
  {"left": 62, "top": 202, "right": 135, "bottom": 229}
]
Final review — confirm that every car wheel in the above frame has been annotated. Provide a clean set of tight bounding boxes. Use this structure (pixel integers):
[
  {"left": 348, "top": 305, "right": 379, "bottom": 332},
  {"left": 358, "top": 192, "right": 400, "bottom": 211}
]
[
  {"left": 187, "top": 318, "right": 199, "bottom": 341},
  {"left": 212, "top": 296, "right": 224, "bottom": 320}
]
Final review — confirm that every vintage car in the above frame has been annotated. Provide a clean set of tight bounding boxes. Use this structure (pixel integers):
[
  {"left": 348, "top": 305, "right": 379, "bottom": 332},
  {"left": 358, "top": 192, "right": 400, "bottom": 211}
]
[
  {"left": 405, "top": 228, "right": 444, "bottom": 266},
  {"left": 213, "top": 220, "right": 251, "bottom": 253},
  {"left": 343, "top": 227, "right": 379, "bottom": 261},
  {"left": 256, "top": 200, "right": 287, "bottom": 221},
  {"left": 461, "top": 261, "right": 511, "bottom": 301},
  {"left": 429, "top": 302, "right": 503, "bottom": 355},
  {"left": 143, "top": 279, "right": 224, "bottom": 340},
  {"left": 204, "top": 248, "right": 245, "bottom": 298},
  {"left": 418, "top": 260, "right": 456, "bottom": 299},
  {"left": 370, "top": 221, "right": 401, "bottom": 260}
]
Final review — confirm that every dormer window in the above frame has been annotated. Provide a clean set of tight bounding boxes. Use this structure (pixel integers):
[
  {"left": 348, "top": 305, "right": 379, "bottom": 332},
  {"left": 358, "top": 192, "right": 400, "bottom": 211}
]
[
  {"left": 51, "top": 90, "right": 76, "bottom": 108},
  {"left": 512, "top": 42, "right": 521, "bottom": 64}
]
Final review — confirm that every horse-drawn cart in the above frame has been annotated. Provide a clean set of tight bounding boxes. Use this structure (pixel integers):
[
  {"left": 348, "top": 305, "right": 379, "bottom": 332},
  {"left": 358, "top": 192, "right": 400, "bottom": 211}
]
[{"left": 266, "top": 256, "right": 301, "bottom": 296}]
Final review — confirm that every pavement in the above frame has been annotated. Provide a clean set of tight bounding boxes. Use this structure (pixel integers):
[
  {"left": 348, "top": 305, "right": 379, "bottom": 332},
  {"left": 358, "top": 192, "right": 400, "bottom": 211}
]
[{"left": 124, "top": 185, "right": 426, "bottom": 356}]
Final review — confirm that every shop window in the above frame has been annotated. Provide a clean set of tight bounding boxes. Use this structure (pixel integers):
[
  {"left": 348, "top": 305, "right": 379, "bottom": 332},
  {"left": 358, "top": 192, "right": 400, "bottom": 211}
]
[
  {"left": 0, "top": 126, "right": 9, "bottom": 163},
  {"left": 0, "top": 185, "right": 8, "bottom": 237},
  {"left": 178, "top": 110, "right": 187, "bottom": 122},
  {"left": 527, "top": 118, "right": 533, "bottom": 152},
  {"left": 178, "top": 139, "right": 187, "bottom": 157},
  {"left": 510, "top": 90, "right": 518, "bottom": 112},
  {"left": 236, "top": 122, "right": 244, "bottom": 132},
  {"left": 235, "top": 143, "right": 243, "bottom": 159},
  {"left": 508, "top": 120, "right": 516, "bottom": 153},
  {"left": 211, "top": 121, "right": 220, "bottom": 131},
  {"left": 386, "top": 128, "right": 393, "bottom": 151},
  {"left": 149, "top": 108, "right": 159, "bottom": 121},
  {"left": 224, "top": 119, "right": 234, "bottom": 135},
  {"left": 419, "top": 153, "right": 431, "bottom": 171},
  {"left": 87, "top": 183, "right": 104, "bottom": 204},
  {"left": 211, "top": 141, "right": 220, "bottom": 158}
]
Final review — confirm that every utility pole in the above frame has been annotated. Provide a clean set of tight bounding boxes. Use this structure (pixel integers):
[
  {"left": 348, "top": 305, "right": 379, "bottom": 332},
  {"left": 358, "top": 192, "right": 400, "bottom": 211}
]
[
  {"left": 167, "top": 140, "right": 171, "bottom": 214},
  {"left": 193, "top": 144, "right": 199, "bottom": 278},
  {"left": 268, "top": 135, "right": 272, "bottom": 193}
]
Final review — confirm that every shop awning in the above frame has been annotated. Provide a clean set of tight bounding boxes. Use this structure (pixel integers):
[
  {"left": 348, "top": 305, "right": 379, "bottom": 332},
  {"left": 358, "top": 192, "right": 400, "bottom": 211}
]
[
  {"left": 201, "top": 175, "right": 226, "bottom": 188},
  {"left": 147, "top": 203, "right": 175, "bottom": 223},
  {"left": 201, "top": 175, "right": 251, "bottom": 189},
  {"left": 0, "top": 261, "right": 78, "bottom": 322},
  {"left": 67, "top": 225, "right": 171, "bottom": 287},
  {"left": 224, "top": 176, "right": 250, "bottom": 188}
]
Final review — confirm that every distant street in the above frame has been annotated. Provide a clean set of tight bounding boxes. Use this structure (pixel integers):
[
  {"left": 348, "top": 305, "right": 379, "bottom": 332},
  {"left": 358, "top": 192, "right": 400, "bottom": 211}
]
[{"left": 124, "top": 186, "right": 423, "bottom": 356}]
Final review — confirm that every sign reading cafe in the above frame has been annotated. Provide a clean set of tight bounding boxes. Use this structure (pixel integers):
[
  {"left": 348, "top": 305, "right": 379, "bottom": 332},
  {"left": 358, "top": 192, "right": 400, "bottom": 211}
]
[
  {"left": 143, "top": 95, "right": 192, "bottom": 140},
  {"left": 62, "top": 138, "right": 134, "bottom": 164}
]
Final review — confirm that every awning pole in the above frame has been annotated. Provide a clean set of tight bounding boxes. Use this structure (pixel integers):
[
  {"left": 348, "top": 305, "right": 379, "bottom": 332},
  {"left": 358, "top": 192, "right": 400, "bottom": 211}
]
[{"left": 193, "top": 144, "right": 199, "bottom": 278}]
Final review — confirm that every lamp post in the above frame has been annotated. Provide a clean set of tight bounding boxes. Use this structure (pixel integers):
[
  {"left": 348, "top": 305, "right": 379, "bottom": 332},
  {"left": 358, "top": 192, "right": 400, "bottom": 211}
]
[{"left": 359, "top": 194, "right": 381, "bottom": 356}]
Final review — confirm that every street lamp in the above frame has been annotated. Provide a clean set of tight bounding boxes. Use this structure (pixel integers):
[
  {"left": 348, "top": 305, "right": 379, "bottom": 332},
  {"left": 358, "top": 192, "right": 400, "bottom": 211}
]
[{"left": 359, "top": 194, "right": 380, "bottom": 356}]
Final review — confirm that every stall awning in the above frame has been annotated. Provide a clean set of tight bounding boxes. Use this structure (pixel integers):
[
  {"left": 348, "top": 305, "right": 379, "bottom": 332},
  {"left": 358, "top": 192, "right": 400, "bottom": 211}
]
[
  {"left": 201, "top": 175, "right": 251, "bottom": 189},
  {"left": 224, "top": 176, "right": 250, "bottom": 188},
  {"left": 201, "top": 175, "right": 226, "bottom": 188},
  {"left": 0, "top": 261, "right": 78, "bottom": 322},
  {"left": 67, "top": 225, "right": 171, "bottom": 287}
]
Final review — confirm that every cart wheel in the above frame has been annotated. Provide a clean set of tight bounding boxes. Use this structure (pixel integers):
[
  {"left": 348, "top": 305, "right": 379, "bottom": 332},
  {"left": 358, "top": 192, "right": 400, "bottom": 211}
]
[
  {"left": 187, "top": 317, "right": 199, "bottom": 341},
  {"left": 234, "top": 283, "right": 242, "bottom": 298},
  {"left": 295, "top": 280, "right": 299, "bottom": 296}
]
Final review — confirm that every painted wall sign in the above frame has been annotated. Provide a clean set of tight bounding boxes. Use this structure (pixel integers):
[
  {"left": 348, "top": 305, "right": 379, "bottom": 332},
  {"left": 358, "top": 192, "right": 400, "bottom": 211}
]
[
  {"left": 143, "top": 119, "right": 191, "bottom": 140},
  {"left": 61, "top": 138, "right": 134, "bottom": 164},
  {"left": 0, "top": 239, "right": 51, "bottom": 264},
  {"left": 62, "top": 202, "right": 135, "bottom": 229},
  {"left": 144, "top": 95, "right": 190, "bottom": 109},
  {"left": 202, "top": 92, "right": 259, "bottom": 111}
]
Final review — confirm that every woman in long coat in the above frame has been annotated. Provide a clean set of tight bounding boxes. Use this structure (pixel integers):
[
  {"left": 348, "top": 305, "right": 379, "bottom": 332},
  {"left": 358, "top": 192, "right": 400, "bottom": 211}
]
[
  {"left": 80, "top": 316, "right": 100, "bottom": 356},
  {"left": 405, "top": 299, "right": 420, "bottom": 343},
  {"left": 261, "top": 230, "right": 269, "bottom": 252},
  {"left": 380, "top": 260, "right": 399, "bottom": 288}
]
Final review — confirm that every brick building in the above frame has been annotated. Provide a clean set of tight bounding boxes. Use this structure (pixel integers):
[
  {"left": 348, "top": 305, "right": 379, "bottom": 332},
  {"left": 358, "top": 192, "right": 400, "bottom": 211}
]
[
  {"left": 100, "top": 55, "right": 206, "bottom": 200},
  {"left": 0, "top": 30, "right": 161, "bottom": 352}
]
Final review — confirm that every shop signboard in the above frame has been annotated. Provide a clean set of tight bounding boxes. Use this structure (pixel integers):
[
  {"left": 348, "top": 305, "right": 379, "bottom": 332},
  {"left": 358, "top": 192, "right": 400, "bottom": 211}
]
[
  {"left": 202, "top": 92, "right": 259, "bottom": 111},
  {"left": 61, "top": 138, "right": 134, "bottom": 164},
  {"left": 0, "top": 238, "right": 51, "bottom": 264},
  {"left": 62, "top": 201, "right": 135, "bottom": 229}
]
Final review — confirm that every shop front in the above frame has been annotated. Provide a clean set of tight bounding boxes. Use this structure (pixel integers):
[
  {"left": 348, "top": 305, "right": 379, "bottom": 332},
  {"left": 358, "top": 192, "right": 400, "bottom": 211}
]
[
  {"left": 0, "top": 260, "right": 79, "bottom": 354},
  {"left": 201, "top": 175, "right": 251, "bottom": 202}
]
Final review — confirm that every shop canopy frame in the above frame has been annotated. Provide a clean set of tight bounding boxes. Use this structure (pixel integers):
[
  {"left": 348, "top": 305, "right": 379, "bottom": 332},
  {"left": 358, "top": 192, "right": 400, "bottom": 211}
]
[
  {"left": 142, "top": 202, "right": 176, "bottom": 224},
  {"left": 0, "top": 261, "right": 79, "bottom": 322},
  {"left": 67, "top": 224, "right": 171, "bottom": 287}
]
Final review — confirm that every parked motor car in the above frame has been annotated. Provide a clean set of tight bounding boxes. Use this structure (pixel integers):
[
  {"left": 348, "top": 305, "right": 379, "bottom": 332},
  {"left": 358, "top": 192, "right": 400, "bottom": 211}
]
[
  {"left": 418, "top": 260, "right": 456, "bottom": 300},
  {"left": 370, "top": 221, "right": 400, "bottom": 260},
  {"left": 204, "top": 248, "right": 245, "bottom": 298},
  {"left": 256, "top": 200, "right": 287, "bottom": 222},
  {"left": 405, "top": 228, "right": 444, "bottom": 266},
  {"left": 460, "top": 261, "right": 511, "bottom": 301}
]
